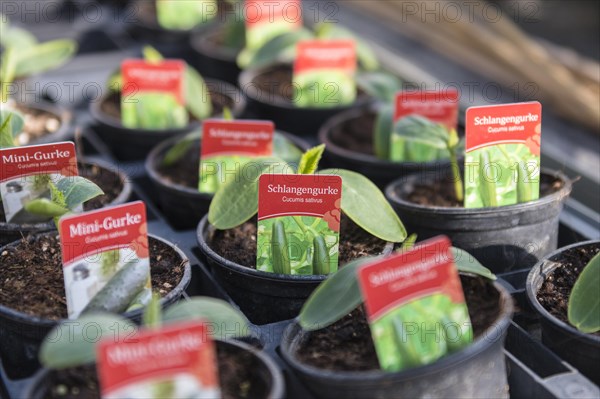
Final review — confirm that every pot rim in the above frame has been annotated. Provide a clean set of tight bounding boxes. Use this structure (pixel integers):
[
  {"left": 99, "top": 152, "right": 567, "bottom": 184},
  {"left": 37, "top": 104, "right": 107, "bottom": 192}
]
[
  {"left": 145, "top": 130, "right": 309, "bottom": 197},
  {"left": 525, "top": 239, "right": 600, "bottom": 344},
  {"left": 318, "top": 104, "right": 453, "bottom": 169},
  {"left": 280, "top": 275, "right": 514, "bottom": 380},
  {"left": 0, "top": 158, "right": 132, "bottom": 233},
  {"left": 196, "top": 214, "right": 395, "bottom": 283},
  {"left": 89, "top": 78, "right": 245, "bottom": 135},
  {"left": 385, "top": 168, "right": 572, "bottom": 216},
  {"left": 238, "top": 63, "right": 373, "bottom": 111},
  {"left": 0, "top": 233, "right": 191, "bottom": 328}
]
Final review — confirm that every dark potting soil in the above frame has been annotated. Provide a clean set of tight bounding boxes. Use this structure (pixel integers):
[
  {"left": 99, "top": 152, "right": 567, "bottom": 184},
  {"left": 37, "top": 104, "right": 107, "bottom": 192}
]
[
  {"left": 0, "top": 235, "right": 184, "bottom": 320},
  {"left": 0, "top": 163, "right": 123, "bottom": 223},
  {"left": 156, "top": 141, "right": 200, "bottom": 188},
  {"left": 329, "top": 110, "right": 377, "bottom": 156},
  {"left": 403, "top": 172, "right": 565, "bottom": 208},
  {"left": 210, "top": 214, "right": 387, "bottom": 269},
  {"left": 536, "top": 242, "right": 600, "bottom": 337},
  {"left": 296, "top": 275, "right": 501, "bottom": 371},
  {"left": 14, "top": 103, "right": 62, "bottom": 146},
  {"left": 99, "top": 90, "right": 230, "bottom": 123},
  {"left": 43, "top": 344, "right": 267, "bottom": 399}
]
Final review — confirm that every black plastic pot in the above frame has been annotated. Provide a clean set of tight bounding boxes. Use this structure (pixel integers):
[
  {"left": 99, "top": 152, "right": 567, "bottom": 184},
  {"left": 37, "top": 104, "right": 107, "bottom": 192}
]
[
  {"left": 0, "top": 233, "right": 191, "bottom": 380},
  {"left": 319, "top": 105, "right": 454, "bottom": 188},
  {"left": 0, "top": 158, "right": 132, "bottom": 246},
  {"left": 280, "top": 275, "right": 514, "bottom": 399},
  {"left": 238, "top": 63, "right": 373, "bottom": 137},
  {"left": 190, "top": 26, "right": 241, "bottom": 85},
  {"left": 89, "top": 79, "right": 245, "bottom": 161},
  {"left": 14, "top": 100, "right": 72, "bottom": 146},
  {"left": 145, "top": 132, "right": 309, "bottom": 230},
  {"left": 23, "top": 338, "right": 285, "bottom": 399},
  {"left": 526, "top": 240, "right": 600, "bottom": 385},
  {"left": 385, "top": 168, "right": 572, "bottom": 274},
  {"left": 196, "top": 215, "right": 394, "bottom": 325}
]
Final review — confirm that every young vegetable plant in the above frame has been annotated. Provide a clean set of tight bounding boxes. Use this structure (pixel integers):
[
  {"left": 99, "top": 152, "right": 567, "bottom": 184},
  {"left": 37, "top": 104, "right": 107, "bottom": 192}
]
[
  {"left": 155, "top": 0, "right": 217, "bottom": 30},
  {"left": 0, "top": 17, "right": 77, "bottom": 103},
  {"left": 568, "top": 252, "right": 600, "bottom": 333},
  {"left": 108, "top": 46, "right": 212, "bottom": 129},
  {"left": 374, "top": 113, "right": 464, "bottom": 202},
  {"left": 39, "top": 295, "right": 251, "bottom": 370}
]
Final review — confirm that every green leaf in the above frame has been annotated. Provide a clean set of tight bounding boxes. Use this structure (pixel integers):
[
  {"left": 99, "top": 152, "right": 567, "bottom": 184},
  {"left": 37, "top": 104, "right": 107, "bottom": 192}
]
[
  {"left": 315, "top": 22, "right": 379, "bottom": 71},
  {"left": 14, "top": 39, "right": 77, "bottom": 78},
  {"left": 0, "top": 110, "right": 24, "bottom": 148},
  {"left": 297, "top": 144, "right": 325, "bottom": 175},
  {"left": 568, "top": 253, "right": 600, "bottom": 333},
  {"left": 1, "top": 47, "right": 17, "bottom": 102},
  {"left": 221, "top": 12, "right": 246, "bottom": 50},
  {"left": 451, "top": 247, "right": 496, "bottom": 280},
  {"left": 23, "top": 198, "right": 69, "bottom": 217},
  {"left": 373, "top": 104, "right": 393, "bottom": 160},
  {"left": 393, "top": 115, "right": 449, "bottom": 150},
  {"left": 240, "top": 28, "right": 313, "bottom": 69},
  {"left": 142, "top": 293, "right": 162, "bottom": 329},
  {"left": 142, "top": 45, "right": 164, "bottom": 63},
  {"left": 208, "top": 157, "right": 289, "bottom": 229},
  {"left": 55, "top": 176, "right": 104, "bottom": 210},
  {"left": 356, "top": 71, "right": 402, "bottom": 103},
  {"left": 163, "top": 297, "right": 251, "bottom": 339},
  {"left": 319, "top": 169, "right": 406, "bottom": 243},
  {"left": 299, "top": 257, "right": 374, "bottom": 330},
  {"left": 184, "top": 65, "right": 212, "bottom": 120},
  {"left": 162, "top": 130, "right": 202, "bottom": 167},
  {"left": 222, "top": 106, "right": 234, "bottom": 121},
  {"left": 400, "top": 234, "right": 417, "bottom": 251},
  {"left": 0, "top": 25, "right": 38, "bottom": 49},
  {"left": 39, "top": 313, "right": 136, "bottom": 369}
]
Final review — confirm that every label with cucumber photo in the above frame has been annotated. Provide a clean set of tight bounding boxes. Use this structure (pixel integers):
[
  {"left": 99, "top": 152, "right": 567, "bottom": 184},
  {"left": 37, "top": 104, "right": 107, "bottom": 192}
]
[
  {"left": 293, "top": 40, "right": 357, "bottom": 108},
  {"left": 98, "top": 322, "right": 220, "bottom": 399},
  {"left": 257, "top": 173, "right": 342, "bottom": 275},
  {"left": 464, "top": 101, "right": 541, "bottom": 208},
  {"left": 59, "top": 201, "right": 151, "bottom": 319},
  {"left": 358, "top": 235, "right": 472, "bottom": 372},
  {"left": 0, "top": 141, "right": 78, "bottom": 224},
  {"left": 199, "top": 120, "right": 274, "bottom": 193},
  {"left": 121, "top": 59, "right": 187, "bottom": 130}
]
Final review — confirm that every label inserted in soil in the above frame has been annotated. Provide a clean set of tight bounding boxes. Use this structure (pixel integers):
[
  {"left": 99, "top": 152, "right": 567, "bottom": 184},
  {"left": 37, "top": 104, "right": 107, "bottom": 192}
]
[
  {"left": 358, "top": 236, "right": 472, "bottom": 372},
  {"left": 293, "top": 40, "right": 357, "bottom": 108},
  {"left": 199, "top": 119, "right": 274, "bottom": 193},
  {"left": 59, "top": 201, "right": 151, "bottom": 319},
  {"left": 464, "top": 101, "right": 541, "bottom": 208},
  {"left": 244, "top": 0, "right": 302, "bottom": 50},
  {"left": 121, "top": 59, "right": 187, "bottom": 130},
  {"left": 394, "top": 90, "right": 459, "bottom": 130},
  {"left": 257, "top": 173, "right": 342, "bottom": 275},
  {"left": 98, "top": 321, "right": 220, "bottom": 399},
  {"left": 0, "top": 141, "right": 78, "bottom": 224}
]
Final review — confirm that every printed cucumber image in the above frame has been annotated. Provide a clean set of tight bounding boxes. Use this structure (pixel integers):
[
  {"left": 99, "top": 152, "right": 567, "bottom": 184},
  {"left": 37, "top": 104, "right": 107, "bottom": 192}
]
[
  {"left": 370, "top": 293, "right": 472, "bottom": 372},
  {"left": 256, "top": 216, "right": 339, "bottom": 275},
  {"left": 198, "top": 155, "right": 254, "bottom": 193},
  {"left": 293, "top": 70, "right": 357, "bottom": 108},
  {"left": 121, "top": 92, "right": 188, "bottom": 130},
  {"left": 465, "top": 143, "right": 540, "bottom": 208}
]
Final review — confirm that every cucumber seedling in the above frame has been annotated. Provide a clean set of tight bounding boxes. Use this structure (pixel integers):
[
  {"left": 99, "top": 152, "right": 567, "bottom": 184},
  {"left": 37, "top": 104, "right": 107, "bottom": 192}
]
[{"left": 568, "top": 252, "right": 600, "bottom": 334}]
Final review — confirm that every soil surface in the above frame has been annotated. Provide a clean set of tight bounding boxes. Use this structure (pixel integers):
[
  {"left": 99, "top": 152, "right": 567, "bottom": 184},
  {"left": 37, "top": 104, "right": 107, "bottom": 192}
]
[
  {"left": 537, "top": 242, "right": 600, "bottom": 337},
  {"left": 329, "top": 110, "right": 376, "bottom": 156},
  {"left": 401, "top": 172, "right": 565, "bottom": 208},
  {"left": 296, "top": 275, "right": 501, "bottom": 371},
  {"left": 0, "top": 235, "right": 185, "bottom": 320},
  {"left": 156, "top": 141, "right": 200, "bottom": 188},
  {"left": 43, "top": 343, "right": 269, "bottom": 399},
  {"left": 99, "top": 89, "right": 230, "bottom": 123},
  {"left": 209, "top": 214, "right": 387, "bottom": 269},
  {"left": 0, "top": 162, "right": 123, "bottom": 224},
  {"left": 14, "top": 103, "right": 62, "bottom": 145}
]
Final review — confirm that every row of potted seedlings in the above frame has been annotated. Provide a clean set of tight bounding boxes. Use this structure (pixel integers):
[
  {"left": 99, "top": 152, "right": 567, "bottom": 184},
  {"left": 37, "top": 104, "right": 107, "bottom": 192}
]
[{"left": 2, "top": 2, "right": 598, "bottom": 397}]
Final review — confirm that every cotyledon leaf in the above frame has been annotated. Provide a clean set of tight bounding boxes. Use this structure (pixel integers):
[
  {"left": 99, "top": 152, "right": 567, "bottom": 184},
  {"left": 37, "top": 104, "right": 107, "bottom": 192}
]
[
  {"left": 568, "top": 253, "right": 600, "bottom": 333},
  {"left": 55, "top": 176, "right": 104, "bottom": 210}
]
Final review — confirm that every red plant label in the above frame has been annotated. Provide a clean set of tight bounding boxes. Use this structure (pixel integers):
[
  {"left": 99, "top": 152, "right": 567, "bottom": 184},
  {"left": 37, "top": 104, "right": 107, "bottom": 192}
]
[
  {"left": 98, "top": 322, "right": 220, "bottom": 398},
  {"left": 394, "top": 90, "right": 460, "bottom": 130},
  {"left": 0, "top": 141, "right": 78, "bottom": 224},
  {"left": 358, "top": 236, "right": 472, "bottom": 372},
  {"left": 464, "top": 101, "right": 542, "bottom": 208},
  {"left": 59, "top": 201, "right": 151, "bottom": 319},
  {"left": 294, "top": 40, "right": 357, "bottom": 75},
  {"left": 244, "top": 0, "right": 302, "bottom": 49},
  {"left": 121, "top": 59, "right": 185, "bottom": 103},
  {"left": 256, "top": 173, "right": 342, "bottom": 275},
  {"left": 199, "top": 120, "right": 274, "bottom": 193}
]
